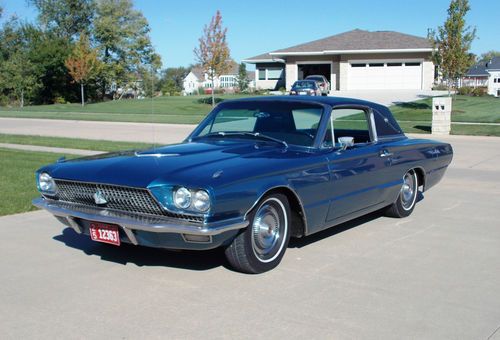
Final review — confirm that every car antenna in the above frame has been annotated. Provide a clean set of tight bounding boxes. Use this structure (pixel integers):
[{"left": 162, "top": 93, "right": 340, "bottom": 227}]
[{"left": 150, "top": 64, "right": 156, "bottom": 151}]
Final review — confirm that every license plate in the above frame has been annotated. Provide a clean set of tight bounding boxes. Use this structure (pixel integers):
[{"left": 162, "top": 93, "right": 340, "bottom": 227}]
[
  {"left": 89, "top": 222, "right": 121, "bottom": 246},
  {"left": 299, "top": 91, "right": 307, "bottom": 95}
]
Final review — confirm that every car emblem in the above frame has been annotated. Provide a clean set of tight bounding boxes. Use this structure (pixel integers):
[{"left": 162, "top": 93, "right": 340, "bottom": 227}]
[{"left": 93, "top": 190, "right": 108, "bottom": 205}]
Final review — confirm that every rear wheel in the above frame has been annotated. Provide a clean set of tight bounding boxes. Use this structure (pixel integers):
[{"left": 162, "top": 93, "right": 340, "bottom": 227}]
[
  {"left": 225, "top": 194, "right": 291, "bottom": 274},
  {"left": 385, "top": 169, "right": 418, "bottom": 218}
]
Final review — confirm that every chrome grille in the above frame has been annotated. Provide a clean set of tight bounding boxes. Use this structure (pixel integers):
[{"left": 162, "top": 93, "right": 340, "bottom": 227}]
[{"left": 53, "top": 179, "right": 204, "bottom": 223}]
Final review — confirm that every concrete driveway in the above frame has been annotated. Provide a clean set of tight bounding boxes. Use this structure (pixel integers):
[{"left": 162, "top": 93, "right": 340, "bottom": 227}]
[{"left": 1, "top": 134, "right": 499, "bottom": 339}]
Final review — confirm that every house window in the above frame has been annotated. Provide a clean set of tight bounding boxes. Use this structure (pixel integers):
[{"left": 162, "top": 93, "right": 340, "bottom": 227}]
[
  {"left": 258, "top": 69, "right": 266, "bottom": 80},
  {"left": 369, "top": 63, "right": 384, "bottom": 67},
  {"left": 405, "top": 62, "right": 421, "bottom": 66},
  {"left": 351, "top": 63, "right": 366, "bottom": 67},
  {"left": 267, "top": 68, "right": 283, "bottom": 80},
  {"left": 387, "top": 62, "right": 403, "bottom": 67}
]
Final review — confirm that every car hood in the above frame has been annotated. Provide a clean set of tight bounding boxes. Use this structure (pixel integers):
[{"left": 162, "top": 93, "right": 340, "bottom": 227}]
[{"left": 44, "top": 140, "right": 299, "bottom": 188}]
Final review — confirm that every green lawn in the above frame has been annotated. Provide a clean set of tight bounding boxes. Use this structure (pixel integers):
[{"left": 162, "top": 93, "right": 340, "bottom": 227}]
[
  {"left": 0, "top": 134, "right": 154, "bottom": 152},
  {"left": 0, "top": 94, "right": 247, "bottom": 124},
  {"left": 0, "top": 148, "right": 64, "bottom": 216},
  {"left": 1, "top": 94, "right": 499, "bottom": 135}
]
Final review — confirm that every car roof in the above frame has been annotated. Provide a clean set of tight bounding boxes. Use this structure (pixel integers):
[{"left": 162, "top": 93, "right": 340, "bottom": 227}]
[{"left": 223, "top": 95, "right": 386, "bottom": 110}]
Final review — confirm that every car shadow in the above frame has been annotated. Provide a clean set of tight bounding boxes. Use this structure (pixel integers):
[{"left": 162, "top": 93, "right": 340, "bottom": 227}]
[
  {"left": 52, "top": 192, "right": 425, "bottom": 271},
  {"left": 290, "top": 192, "right": 425, "bottom": 249},
  {"left": 53, "top": 228, "right": 224, "bottom": 271}
]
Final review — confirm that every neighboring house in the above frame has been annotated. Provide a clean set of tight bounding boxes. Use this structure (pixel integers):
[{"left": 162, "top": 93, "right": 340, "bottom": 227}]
[
  {"left": 243, "top": 29, "right": 435, "bottom": 92},
  {"left": 462, "top": 57, "right": 500, "bottom": 97},
  {"left": 183, "top": 61, "right": 254, "bottom": 94}
]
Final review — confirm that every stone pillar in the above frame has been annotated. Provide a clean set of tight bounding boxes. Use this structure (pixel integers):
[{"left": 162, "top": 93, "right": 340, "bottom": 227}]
[{"left": 431, "top": 97, "right": 452, "bottom": 135}]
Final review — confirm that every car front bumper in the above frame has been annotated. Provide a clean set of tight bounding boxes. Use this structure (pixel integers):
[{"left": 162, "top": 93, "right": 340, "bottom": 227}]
[{"left": 33, "top": 197, "right": 248, "bottom": 250}]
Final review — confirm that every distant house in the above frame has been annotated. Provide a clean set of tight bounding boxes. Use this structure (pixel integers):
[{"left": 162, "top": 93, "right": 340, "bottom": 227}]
[
  {"left": 462, "top": 57, "right": 500, "bottom": 97},
  {"left": 183, "top": 61, "right": 254, "bottom": 94},
  {"left": 243, "top": 29, "right": 435, "bottom": 92}
]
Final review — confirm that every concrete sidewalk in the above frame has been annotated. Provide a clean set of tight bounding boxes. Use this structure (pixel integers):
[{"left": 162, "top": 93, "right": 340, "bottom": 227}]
[
  {"left": 0, "top": 117, "right": 195, "bottom": 144},
  {"left": 0, "top": 143, "right": 102, "bottom": 155}
]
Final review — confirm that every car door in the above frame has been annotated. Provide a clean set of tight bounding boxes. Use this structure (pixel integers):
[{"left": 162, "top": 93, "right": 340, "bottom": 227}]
[{"left": 323, "top": 107, "right": 391, "bottom": 222}]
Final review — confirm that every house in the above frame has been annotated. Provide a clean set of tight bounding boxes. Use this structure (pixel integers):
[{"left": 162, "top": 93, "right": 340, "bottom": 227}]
[
  {"left": 243, "top": 29, "right": 435, "bottom": 92},
  {"left": 183, "top": 61, "right": 255, "bottom": 94},
  {"left": 462, "top": 57, "right": 500, "bottom": 97}
]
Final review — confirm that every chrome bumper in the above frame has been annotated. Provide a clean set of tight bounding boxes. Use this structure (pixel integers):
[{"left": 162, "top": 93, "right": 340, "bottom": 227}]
[{"left": 32, "top": 197, "right": 248, "bottom": 245}]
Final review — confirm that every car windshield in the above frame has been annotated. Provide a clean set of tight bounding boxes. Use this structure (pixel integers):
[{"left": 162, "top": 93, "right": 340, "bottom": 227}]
[
  {"left": 192, "top": 101, "right": 324, "bottom": 147},
  {"left": 292, "top": 81, "right": 316, "bottom": 89}
]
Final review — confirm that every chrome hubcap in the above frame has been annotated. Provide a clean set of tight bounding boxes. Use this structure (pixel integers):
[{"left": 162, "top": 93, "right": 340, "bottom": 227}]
[
  {"left": 251, "top": 198, "right": 287, "bottom": 263},
  {"left": 401, "top": 171, "right": 417, "bottom": 210}
]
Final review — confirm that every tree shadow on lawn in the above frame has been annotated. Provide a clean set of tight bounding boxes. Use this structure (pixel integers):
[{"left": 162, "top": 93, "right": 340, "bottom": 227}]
[
  {"left": 393, "top": 101, "right": 431, "bottom": 110},
  {"left": 53, "top": 228, "right": 225, "bottom": 271}
]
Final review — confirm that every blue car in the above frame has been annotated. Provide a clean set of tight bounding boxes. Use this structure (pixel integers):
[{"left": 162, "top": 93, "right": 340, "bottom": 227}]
[{"left": 33, "top": 96, "right": 453, "bottom": 273}]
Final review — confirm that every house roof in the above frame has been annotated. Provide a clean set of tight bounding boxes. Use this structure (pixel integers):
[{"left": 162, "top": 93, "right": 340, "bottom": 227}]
[
  {"left": 466, "top": 57, "right": 500, "bottom": 76},
  {"left": 244, "top": 29, "right": 432, "bottom": 62},
  {"left": 188, "top": 60, "right": 240, "bottom": 81}
]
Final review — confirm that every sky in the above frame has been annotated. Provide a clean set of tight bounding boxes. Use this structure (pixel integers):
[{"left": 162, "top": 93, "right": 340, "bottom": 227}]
[{"left": 0, "top": 0, "right": 498, "bottom": 69}]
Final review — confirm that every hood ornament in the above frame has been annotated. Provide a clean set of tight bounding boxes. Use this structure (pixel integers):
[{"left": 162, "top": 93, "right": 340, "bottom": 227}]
[{"left": 93, "top": 189, "right": 108, "bottom": 205}]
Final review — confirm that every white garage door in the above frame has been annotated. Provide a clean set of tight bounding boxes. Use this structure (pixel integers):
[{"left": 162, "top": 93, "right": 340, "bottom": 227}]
[{"left": 347, "top": 61, "right": 422, "bottom": 90}]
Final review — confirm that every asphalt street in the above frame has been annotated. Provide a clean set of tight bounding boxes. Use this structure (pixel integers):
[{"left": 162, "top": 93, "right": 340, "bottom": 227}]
[{"left": 1, "top": 133, "right": 499, "bottom": 339}]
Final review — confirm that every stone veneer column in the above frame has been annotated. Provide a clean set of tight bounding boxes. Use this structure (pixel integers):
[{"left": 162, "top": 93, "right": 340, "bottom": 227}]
[{"left": 431, "top": 97, "right": 452, "bottom": 135}]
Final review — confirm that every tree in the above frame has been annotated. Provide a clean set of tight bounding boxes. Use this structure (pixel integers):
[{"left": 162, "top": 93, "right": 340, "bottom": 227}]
[
  {"left": 478, "top": 50, "right": 500, "bottom": 63},
  {"left": 194, "top": 10, "right": 231, "bottom": 106},
  {"left": 65, "top": 33, "right": 102, "bottom": 106},
  {"left": 0, "top": 18, "right": 41, "bottom": 107},
  {"left": 28, "top": 0, "right": 95, "bottom": 39},
  {"left": 430, "top": 0, "right": 476, "bottom": 95},
  {"left": 94, "top": 0, "right": 161, "bottom": 99},
  {"left": 159, "top": 67, "right": 189, "bottom": 94},
  {"left": 236, "top": 63, "right": 249, "bottom": 92}
]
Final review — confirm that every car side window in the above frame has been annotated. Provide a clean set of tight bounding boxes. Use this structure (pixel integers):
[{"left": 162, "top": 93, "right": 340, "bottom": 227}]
[{"left": 322, "top": 108, "right": 373, "bottom": 148}]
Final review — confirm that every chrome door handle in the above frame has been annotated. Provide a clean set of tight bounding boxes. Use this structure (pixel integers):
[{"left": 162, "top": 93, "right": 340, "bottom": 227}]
[{"left": 379, "top": 150, "right": 393, "bottom": 158}]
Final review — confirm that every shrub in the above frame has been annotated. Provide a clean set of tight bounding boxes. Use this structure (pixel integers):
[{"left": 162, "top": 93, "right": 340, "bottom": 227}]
[
  {"left": 53, "top": 96, "right": 66, "bottom": 104},
  {"left": 432, "top": 83, "right": 448, "bottom": 91},
  {"left": 457, "top": 86, "right": 473, "bottom": 95},
  {"left": 196, "top": 97, "right": 225, "bottom": 105},
  {"left": 471, "top": 87, "right": 487, "bottom": 97}
]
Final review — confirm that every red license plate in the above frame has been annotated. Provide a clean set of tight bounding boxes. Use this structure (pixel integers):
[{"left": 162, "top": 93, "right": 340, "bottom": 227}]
[{"left": 89, "top": 222, "right": 121, "bottom": 246}]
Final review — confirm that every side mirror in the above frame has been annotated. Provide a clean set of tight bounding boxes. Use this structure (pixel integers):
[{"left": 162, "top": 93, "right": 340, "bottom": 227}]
[{"left": 338, "top": 136, "right": 354, "bottom": 150}]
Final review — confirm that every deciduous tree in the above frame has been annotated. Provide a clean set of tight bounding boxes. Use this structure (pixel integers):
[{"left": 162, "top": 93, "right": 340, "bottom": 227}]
[
  {"left": 28, "top": 0, "right": 95, "bottom": 39},
  {"left": 65, "top": 33, "right": 102, "bottom": 106},
  {"left": 94, "top": 0, "right": 161, "bottom": 98},
  {"left": 478, "top": 50, "right": 500, "bottom": 63},
  {"left": 430, "top": 0, "right": 476, "bottom": 95},
  {"left": 194, "top": 10, "right": 231, "bottom": 106}
]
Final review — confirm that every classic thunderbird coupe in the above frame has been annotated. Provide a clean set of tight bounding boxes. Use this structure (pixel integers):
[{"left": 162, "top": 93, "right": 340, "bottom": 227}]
[{"left": 33, "top": 96, "right": 453, "bottom": 273}]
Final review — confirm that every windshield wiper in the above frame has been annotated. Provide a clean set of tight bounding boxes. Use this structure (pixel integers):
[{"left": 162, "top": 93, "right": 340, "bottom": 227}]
[{"left": 191, "top": 131, "right": 288, "bottom": 148}]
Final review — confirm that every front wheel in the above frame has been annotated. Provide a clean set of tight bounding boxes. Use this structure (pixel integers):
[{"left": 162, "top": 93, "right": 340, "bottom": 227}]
[
  {"left": 225, "top": 194, "right": 291, "bottom": 274},
  {"left": 385, "top": 169, "right": 419, "bottom": 218}
]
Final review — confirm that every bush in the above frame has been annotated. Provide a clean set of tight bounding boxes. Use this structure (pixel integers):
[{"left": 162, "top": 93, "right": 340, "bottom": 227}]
[
  {"left": 196, "top": 97, "right": 225, "bottom": 105},
  {"left": 53, "top": 96, "right": 66, "bottom": 104},
  {"left": 432, "top": 83, "right": 449, "bottom": 91},
  {"left": 457, "top": 86, "right": 473, "bottom": 95},
  {"left": 471, "top": 87, "right": 487, "bottom": 97}
]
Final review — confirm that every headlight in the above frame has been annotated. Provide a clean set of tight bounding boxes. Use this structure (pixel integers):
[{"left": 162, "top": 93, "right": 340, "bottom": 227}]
[
  {"left": 192, "top": 190, "right": 210, "bottom": 212},
  {"left": 173, "top": 187, "right": 191, "bottom": 209},
  {"left": 38, "top": 172, "right": 56, "bottom": 194}
]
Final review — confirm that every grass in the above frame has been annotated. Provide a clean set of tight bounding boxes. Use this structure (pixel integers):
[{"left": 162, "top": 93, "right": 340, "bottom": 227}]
[
  {"left": 0, "top": 94, "right": 499, "bottom": 136},
  {"left": 0, "top": 134, "right": 154, "bottom": 152},
  {"left": 0, "top": 148, "right": 64, "bottom": 216},
  {"left": 0, "top": 94, "right": 247, "bottom": 124},
  {"left": 338, "top": 95, "right": 500, "bottom": 136}
]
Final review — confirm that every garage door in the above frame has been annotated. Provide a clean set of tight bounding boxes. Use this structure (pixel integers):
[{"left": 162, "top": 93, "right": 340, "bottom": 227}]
[{"left": 347, "top": 61, "right": 422, "bottom": 90}]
